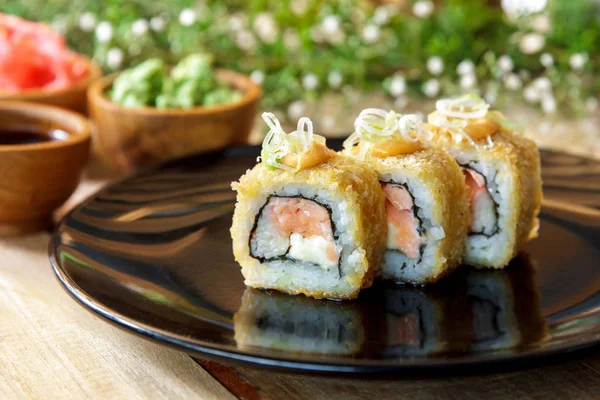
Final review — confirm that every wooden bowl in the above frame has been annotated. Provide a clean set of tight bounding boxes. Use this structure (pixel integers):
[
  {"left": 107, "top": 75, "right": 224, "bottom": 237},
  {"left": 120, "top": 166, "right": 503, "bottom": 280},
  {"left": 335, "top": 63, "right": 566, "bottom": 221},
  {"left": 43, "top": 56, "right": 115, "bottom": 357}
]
[
  {"left": 87, "top": 68, "right": 261, "bottom": 172},
  {"left": 0, "top": 101, "right": 91, "bottom": 236},
  {"left": 0, "top": 56, "right": 102, "bottom": 115}
]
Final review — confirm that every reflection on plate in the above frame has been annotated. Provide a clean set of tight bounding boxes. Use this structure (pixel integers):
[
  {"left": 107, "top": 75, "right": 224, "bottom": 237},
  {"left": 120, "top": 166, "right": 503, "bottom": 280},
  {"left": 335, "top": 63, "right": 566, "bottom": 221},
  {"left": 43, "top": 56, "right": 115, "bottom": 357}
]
[{"left": 234, "top": 255, "right": 547, "bottom": 357}]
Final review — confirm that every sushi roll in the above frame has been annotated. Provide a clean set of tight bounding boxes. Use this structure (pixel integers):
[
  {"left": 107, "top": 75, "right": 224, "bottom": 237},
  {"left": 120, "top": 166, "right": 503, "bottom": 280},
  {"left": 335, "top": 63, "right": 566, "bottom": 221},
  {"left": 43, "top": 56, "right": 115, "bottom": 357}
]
[
  {"left": 343, "top": 109, "right": 470, "bottom": 285},
  {"left": 231, "top": 113, "right": 386, "bottom": 300},
  {"left": 426, "top": 94, "right": 543, "bottom": 268},
  {"left": 234, "top": 288, "right": 365, "bottom": 355}
]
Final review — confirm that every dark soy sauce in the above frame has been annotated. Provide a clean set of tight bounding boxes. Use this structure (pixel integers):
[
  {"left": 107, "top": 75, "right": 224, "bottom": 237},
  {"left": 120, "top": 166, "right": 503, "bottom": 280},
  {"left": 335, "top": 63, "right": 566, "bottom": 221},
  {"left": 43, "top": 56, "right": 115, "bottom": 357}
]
[{"left": 0, "top": 129, "right": 69, "bottom": 145}]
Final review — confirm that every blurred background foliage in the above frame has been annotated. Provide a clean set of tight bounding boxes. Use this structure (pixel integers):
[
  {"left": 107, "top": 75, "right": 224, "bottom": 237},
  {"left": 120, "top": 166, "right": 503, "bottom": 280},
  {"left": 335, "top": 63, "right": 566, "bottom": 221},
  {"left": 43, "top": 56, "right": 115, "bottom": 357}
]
[{"left": 2, "top": 0, "right": 598, "bottom": 123}]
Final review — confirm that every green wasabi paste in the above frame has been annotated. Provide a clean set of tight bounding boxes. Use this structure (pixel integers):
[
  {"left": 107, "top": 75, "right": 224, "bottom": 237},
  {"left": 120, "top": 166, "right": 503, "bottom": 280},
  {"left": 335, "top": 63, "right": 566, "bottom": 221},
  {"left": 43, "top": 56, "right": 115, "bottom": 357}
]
[{"left": 110, "top": 54, "right": 243, "bottom": 109}]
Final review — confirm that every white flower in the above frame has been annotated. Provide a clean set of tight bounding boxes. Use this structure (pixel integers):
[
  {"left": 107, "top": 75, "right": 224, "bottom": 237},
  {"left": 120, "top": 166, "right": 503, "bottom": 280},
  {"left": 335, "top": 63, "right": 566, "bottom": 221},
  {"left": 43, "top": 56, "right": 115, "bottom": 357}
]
[
  {"left": 427, "top": 56, "right": 444, "bottom": 76},
  {"left": 533, "top": 76, "right": 552, "bottom": 92},
  {"left": 150, "top": 16, "right": 166, "bottom": 32},
  {"left": 321, "top": 15, "right": 341, "bottom": 35},
  {"left": 321, "top": 116, "right": 336, "bottom": 130},
  {"left": 229, "top": 14, "right": 246, "bottom": 32},
  {"left": 497, "top": 55, "right": 514, "bottom": 73},
  {"left": 288, "top": 100, "right": 306, "bottom": 119},
  {"left": 541, "top": 94, "right": 556, "bottom": 114},
  {"left": 584, "top": 97, "right": 598, "bottom": 113},
  {"left": 179, "top": 8, "right": 196, "bottom": 27},
  {"left": 569, "top": 53, "right": 588, "bottom": 71},
  {"left": 530, "top": 15, "right": 551, "bottom": 33},
  {"left": 504, "top": 73, "right": 522, "bottom": 90},
  {"left": 422, "top": 79, "right": 440, "bottom": 98},
  {"left": 235, "top": 30, "right": 257, "bottom": 51},
  {"left": 373, "top": 6, "right": 392, "bottom": 25},
  {"left": 302, "top": 73, "right": 319, "bottom": 90},
  {"left": 413, "top": 1, "right": 435, "bottom": 18},
  {"left": 394, "top": 96, "right": 408, "bottom": 109},
  {"left": 460, "top": 74, "right": 477, "bottom": 89},
  {"left": 250, "top": 70, "right": 264, "bottom": 85},
  {"left": 131, "top": 19, "right": 149, "bottom": 36},
  {"left": 79, "top": 12, "right": 97, "bottom": 32},
  {"left": 328, "top": 71, "right": 343, "bottom": 89},
  {"left": 457, "top": 60, "right": 475, "bottom": 76},
  {"left": 290, "top": 0, "right": 309, "bottom": 16},
  {"left": 501, "top": 0, "right": 547, "bottom": 18},
  {"left": 106, "top": 48, "right": 124, "bottom": 69},
  {"left": 519, "top": 33, "right": 545, "bottom": 54},
  {"left": 388, "top": 74, "right": 406, "bottom": 97},
  {"left": 540, "top": 53, "right": 554, "bottom": 68},
  {"left": 362, "top": 24, "right": 380, "bottom": 44},
  {"left": 523, "top": 85, "right": 540, "bottom": 103},
  {"left": 95, "top": 21, "right": 113, "bottom": 43},
  {"left": 283, "top": 29, "right": 300, "bottom": 51},
  {"left": 254, "top": 12, "right": 278, "bottom": 44}
]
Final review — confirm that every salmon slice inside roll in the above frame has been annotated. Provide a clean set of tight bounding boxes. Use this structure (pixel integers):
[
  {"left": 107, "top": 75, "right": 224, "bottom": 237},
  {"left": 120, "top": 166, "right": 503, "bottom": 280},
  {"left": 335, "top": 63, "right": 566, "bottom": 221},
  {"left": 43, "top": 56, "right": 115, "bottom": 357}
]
[
  {"left": 250, "top": 196, "right": 341, "bottom": 270},
  {"left": 379, "top": 177, "right": 451, "bottom": 285},
  {"left": 382, "top": 183, "right": 425, "bottom": 260},
  {"left": 462, "top": 167, "right": 498, "bottom": 237}
]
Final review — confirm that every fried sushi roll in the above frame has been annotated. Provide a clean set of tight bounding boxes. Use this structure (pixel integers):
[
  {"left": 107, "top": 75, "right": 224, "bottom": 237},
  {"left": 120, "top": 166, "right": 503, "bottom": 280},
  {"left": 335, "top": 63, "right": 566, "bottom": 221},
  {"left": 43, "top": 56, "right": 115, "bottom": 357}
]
[
  {"left": 427, "top": 95, "right": 543, "bottom": 268},
  {"left": 234, "top": 288, "right": 365, "bottom": 355},
  {"left": 231, "top": 113, "right": 386, "bottom": 300},
  {"left": 343, "top": 109, "right": 469, "bottom": 285}
]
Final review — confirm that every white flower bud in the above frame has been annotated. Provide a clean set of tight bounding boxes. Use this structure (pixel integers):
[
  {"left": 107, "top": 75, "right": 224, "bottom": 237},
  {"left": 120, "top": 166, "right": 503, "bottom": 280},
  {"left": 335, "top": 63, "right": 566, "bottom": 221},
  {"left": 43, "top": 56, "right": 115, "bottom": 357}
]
[
  {"left": 79, "top": 12, "right": 97, "bottom": 32},
  {"left": 95, "top": 21, "right": 113, "bottom": 43},
  {"left": 362, "top": 24, "right": 380, "bottom": 44},
  {"left": 422, "top": 79, "right": 440, "bottom": 98},
  {"left": 498, "top": 55, "right": 514, "bottom": 73},
  {"left": 328, "top": 71, "right": 343, "bottom": 89},
  {"left": 519, "top": 33, "right": 545, "bottom": 54},
  {"left": 413, "top": 1, "right": 435, "bottom": 18},
  {"left": 389, "top": 74, "right": 406, "bottom": 97},
  {"left": 569, "top": 53, "right": 588, "bottom": 71},
  {"left": 179, "top": 8, "right": 196, "bottom": 27},
  {"left": 540, "top": 53, "right": 553, "bottom": 68},
  {"left": 106, "top": 48, "right": 124, "bottom": 69},
  {"left": 302, "top": 73, "right": 319, "bottom": 90},
  {"left": 131, "top": 19, "right": 149, "bottom": 37},
  {"left": 250, "top": 70, "right": 264, "bottom": 85},
  {"left": 460, "top": 74, "right": 477, "bottom": 89},
  {"left": 457, "top": 60, "right": 475, "bottom": 76},
  {"left": 427, "top": 56, "right": 444, "bottom": 76},
  {"left": 504, "top": 73, "right": 522, "bottom": 91}
]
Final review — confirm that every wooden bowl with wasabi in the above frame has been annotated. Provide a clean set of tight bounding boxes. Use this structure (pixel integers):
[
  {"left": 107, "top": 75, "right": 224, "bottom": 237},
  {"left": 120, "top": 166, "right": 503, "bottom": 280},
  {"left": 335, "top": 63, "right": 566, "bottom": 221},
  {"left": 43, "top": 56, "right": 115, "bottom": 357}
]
[{"left": 88, "top": 55, "right": 261, "bottom": 172}]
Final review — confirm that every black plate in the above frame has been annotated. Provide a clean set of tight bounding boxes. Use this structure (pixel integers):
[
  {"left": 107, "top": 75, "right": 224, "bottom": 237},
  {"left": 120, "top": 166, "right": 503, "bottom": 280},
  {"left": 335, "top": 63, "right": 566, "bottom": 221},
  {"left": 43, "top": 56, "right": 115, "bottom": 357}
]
[{"left": 49, "top": 142, "right": 600, "bottom": 374}]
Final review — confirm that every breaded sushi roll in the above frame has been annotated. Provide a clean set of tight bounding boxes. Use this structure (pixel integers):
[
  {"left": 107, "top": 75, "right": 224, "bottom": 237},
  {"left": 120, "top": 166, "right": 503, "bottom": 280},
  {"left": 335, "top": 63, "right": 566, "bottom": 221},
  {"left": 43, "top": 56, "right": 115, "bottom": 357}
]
[
  {"left": 231, "top": 113, "right": 386, "bottom": 300},
  {"left": 427, "top": 94, "right": 542, "bottom": 268},
  {"left": 234, "top": 288, "right": 365, "bottom": 355},
  {"left": 343, "top": 109, "right": 469, "bottom": 285}
]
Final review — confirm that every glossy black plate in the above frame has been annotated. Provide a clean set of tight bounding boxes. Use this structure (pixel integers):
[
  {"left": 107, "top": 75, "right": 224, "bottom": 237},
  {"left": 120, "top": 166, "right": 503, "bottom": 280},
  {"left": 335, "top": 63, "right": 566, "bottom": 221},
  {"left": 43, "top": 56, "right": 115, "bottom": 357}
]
[{"left": 49, "top": 142, "right": 600, "bottom": 374}]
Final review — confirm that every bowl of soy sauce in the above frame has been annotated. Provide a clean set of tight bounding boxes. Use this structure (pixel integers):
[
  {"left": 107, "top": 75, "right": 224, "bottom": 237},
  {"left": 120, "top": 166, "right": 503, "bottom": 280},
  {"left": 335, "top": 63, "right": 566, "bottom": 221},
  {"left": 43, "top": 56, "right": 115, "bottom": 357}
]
[{"left": 0, "top": 101, "right": 91, "bottom": 236}]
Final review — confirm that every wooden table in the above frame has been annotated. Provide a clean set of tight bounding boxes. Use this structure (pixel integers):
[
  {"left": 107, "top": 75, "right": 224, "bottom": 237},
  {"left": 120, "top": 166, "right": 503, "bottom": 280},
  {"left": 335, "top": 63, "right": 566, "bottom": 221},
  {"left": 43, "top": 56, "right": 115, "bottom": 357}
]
[{"left": 1, "top": 169, "right": 600, "bottom": 400}]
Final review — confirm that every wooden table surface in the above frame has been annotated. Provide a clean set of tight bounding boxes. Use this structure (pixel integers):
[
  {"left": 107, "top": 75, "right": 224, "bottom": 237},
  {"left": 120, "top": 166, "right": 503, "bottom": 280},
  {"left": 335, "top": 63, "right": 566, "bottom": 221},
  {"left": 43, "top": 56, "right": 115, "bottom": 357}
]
[{"left": 1, "top": 169, "right": 600, "bottom": 400}]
